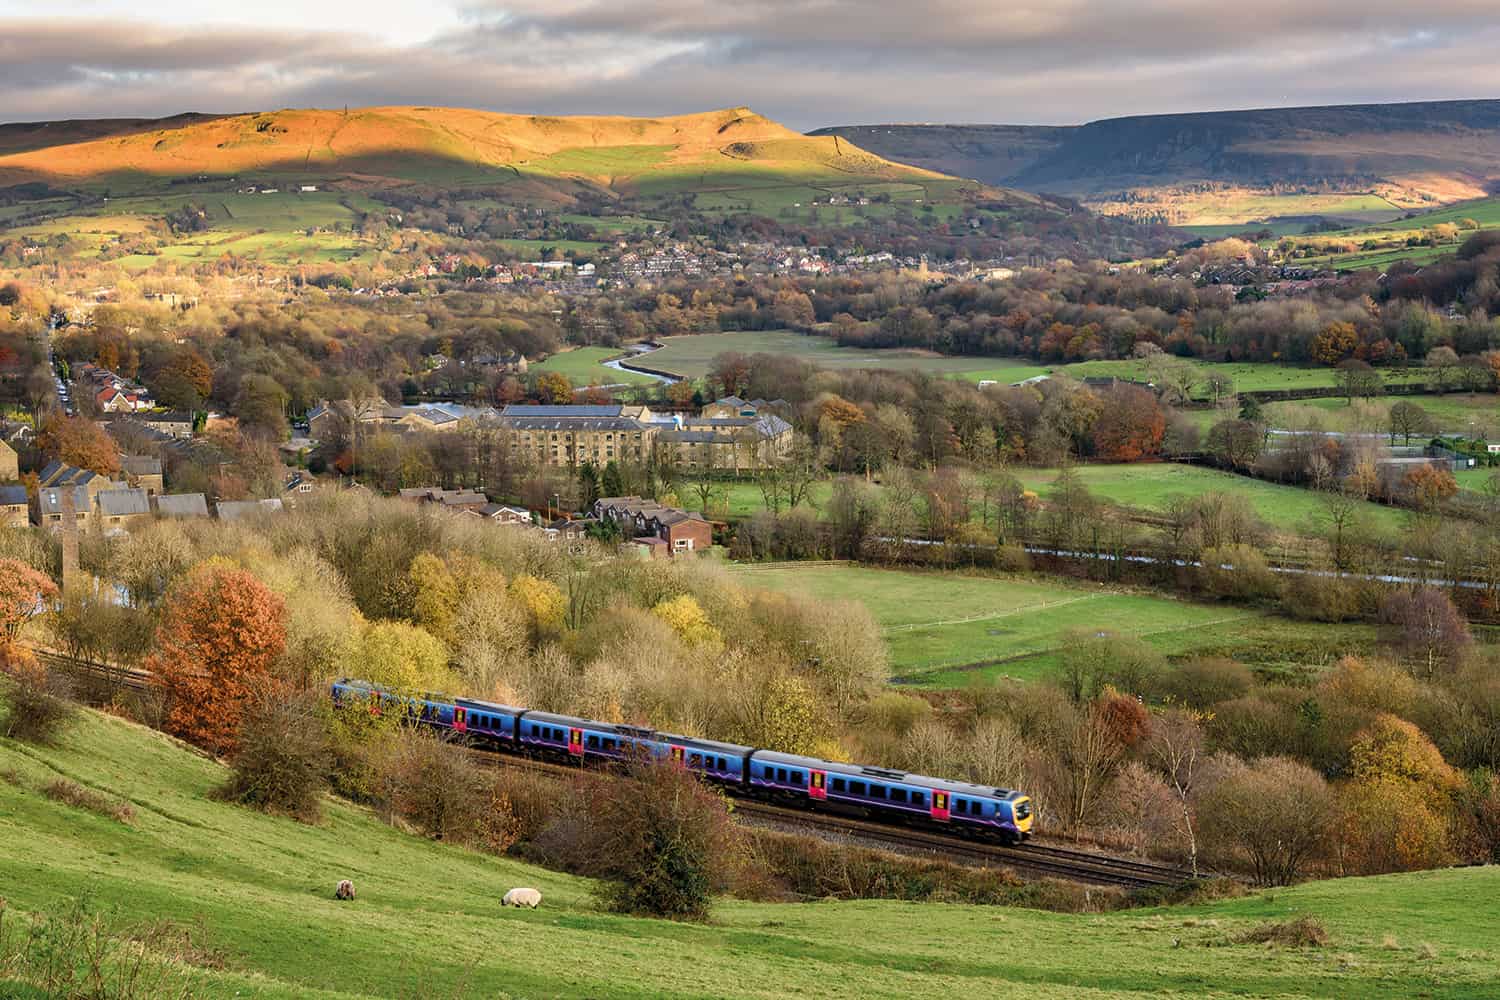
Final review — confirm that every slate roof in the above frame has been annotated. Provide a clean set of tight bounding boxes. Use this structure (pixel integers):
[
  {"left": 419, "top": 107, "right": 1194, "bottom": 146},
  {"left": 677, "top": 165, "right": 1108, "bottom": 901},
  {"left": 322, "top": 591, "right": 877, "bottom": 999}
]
[
  {"left": 38, "top": 485, "right": 91, "bottom": 514},
  {"left": 96, "top": 488, "right": 151, "bottom": 517},
  {"left": 121, "top": 455, "right": 163, "bottom": 476},
  {"left": 501, "top": 404, "right": 624, "bottom": 417},
  {"left": 216, "top": 498, "right": 284, "bottom": 521},
  {"left": 0, "top": 485, "right": 28, "bottom": 506},
  {"left": 155, "top": 493, "right": 209, "bottom": 517}
]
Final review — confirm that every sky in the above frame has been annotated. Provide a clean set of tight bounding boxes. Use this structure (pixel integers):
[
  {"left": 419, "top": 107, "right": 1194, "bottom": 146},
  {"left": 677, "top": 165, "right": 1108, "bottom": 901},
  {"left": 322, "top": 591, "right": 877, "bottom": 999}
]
[{"left": 2, "top": 1, "right": 1499, "bottom": 129}]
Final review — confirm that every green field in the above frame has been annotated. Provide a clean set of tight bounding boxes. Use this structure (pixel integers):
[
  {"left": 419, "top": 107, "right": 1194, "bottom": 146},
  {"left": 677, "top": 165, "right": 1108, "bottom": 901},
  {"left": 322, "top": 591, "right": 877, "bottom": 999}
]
[
  {"left": 644, "top": 332, "right": 1048, "bottom": 381},
  {"left": 532, "top": 346, "right": 657, "bottom": 386},
  {"left": 496, "top": 238, "right": 607, "bottom": 256},
  {"left": 1059, "top": 358, "right": 1426, "bottom": 397},
  {"left": 4, "top": 689, "right": 1498, "bottom": 998},
  {"left": 1270, "top": 393, "right": 1500, "bottom": 438},
  {"left": 1016, "top": 463, "right": 1409, "bottom": 535},
  {"left": 733, "top": 563, "right": 1371, "bottom": 685}
]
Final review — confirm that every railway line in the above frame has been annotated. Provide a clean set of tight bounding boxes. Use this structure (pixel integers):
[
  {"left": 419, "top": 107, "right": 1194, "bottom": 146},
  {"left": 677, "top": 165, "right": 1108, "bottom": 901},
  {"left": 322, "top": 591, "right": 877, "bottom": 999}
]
[{"left": 35, "top": 648, "right": 1204, "bottom": 890}]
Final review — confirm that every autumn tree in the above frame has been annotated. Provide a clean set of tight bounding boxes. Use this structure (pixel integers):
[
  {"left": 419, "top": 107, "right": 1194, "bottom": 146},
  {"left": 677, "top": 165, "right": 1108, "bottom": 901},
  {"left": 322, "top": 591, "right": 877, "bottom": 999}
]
[
  {"left": 1380, "top": 587, "right": 1472, "bottom": 678},
  {"left": 356, "top": 620, "right": 452, "bottom": 692},
  {"left": 509, "top": 574, "right": 566, "bottom": 640},
  {"left": 1311, "top": 321, "right": 1359, "bottom": 366},
  {"left": 1092, "top": 384, "right": 1165, "bottom": 461},
  {"left": 1402, "top": 464, "right": 1458, "bottom": 511},
  {"left": 0, "top": 559, "right": 57, "bottom": 645},
  {"left": 651, "top": 595, "right": 722, "bottom": 649},
  {"left": 146, "top": 564, "right": 288, "bottom": 755},
  {"left": 1387, "top": 400, "right": 1432, "bottom": 445},
  {"left": 1054, "top": 694, "right": 1149, "bottom": 830},
  {"left": 1335, "top": 359, "right": 1384, "bottom": 403},
  {"left": 1198, "top": 755, "right": 1336, "bottom": 885},
  {"left": 1205, "top": 418, "right": 1263, "bottom": 470},
  {"left": 35, "top": 414, "right": 121, "bottom": 476},
  {"left": 534, "top": 371, "right": 574, "bottom": 405}
]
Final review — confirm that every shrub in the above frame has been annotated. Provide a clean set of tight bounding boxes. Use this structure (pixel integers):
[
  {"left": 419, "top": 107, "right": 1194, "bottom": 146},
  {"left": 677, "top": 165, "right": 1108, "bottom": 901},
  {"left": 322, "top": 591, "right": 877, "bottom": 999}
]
[
  {"left": 1198, "top": 755, "right": 1335, "bottom": 885},
  {"left": 0, "top": 653, "right": 74, "bottom": 745},
  {"left": 1158, "top": 657, "right": 1253, "bottom": 709},
  {"left": 376, "top": 730, "right": 515, "bottom": 850},
  {"left": 562, "top": 753, "right": 742, "bottom": 920},
  {"left": 1235, "top": 916, "right": 1329, "bottom": 947},
  {"left": 220, "top": 687, "right": 331, "bottom": 822},
  {"left": 41, "top": 779, "right": 135, "bottom": 824}
]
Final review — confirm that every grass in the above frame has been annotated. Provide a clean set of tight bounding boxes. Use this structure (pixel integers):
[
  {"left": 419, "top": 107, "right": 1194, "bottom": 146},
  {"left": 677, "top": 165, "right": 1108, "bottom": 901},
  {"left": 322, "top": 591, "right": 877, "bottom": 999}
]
[
  {"left": 1268, "top": 393, "right": 1500, "bottom": 439},
  {"left": 1058, "top": 358, "right": 1425, "bottom": 397},
  {"left": 1016, "top": 463, "right": 1409, "bottom": 534},
  {"left": 644, "top": 331, "right": 1048, "bottom": 380},
  {"left": 4, "top": 689, "right": 1500, "bottom": 998},
  {"left": 531, "top": 346, "right": 658, "bottom": 386},
  {"left": 732, "top": 562, "right": 1371, "bottom": 685}
]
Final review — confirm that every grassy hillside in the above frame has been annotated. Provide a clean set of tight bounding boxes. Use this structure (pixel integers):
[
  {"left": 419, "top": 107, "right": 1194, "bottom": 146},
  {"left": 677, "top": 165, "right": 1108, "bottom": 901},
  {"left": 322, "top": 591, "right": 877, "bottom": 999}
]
[
  {"left": 732, "top": 562, "right": 1373, "bottom": 684},
  {"left": 3, "top": 691, "right": 1497, "bottom": 998},
  {"left": 817, "top": 99, "right": 1500, "bottom": 226},
  {"left": 0, "top": 106, "right": 954, "bottom": 202}
]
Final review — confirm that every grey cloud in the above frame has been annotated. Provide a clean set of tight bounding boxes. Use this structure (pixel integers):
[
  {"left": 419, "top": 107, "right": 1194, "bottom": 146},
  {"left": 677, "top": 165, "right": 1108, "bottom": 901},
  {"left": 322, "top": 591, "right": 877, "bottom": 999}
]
[{"left": 2, "top": 4, "right": 1500, "bottom": 129}]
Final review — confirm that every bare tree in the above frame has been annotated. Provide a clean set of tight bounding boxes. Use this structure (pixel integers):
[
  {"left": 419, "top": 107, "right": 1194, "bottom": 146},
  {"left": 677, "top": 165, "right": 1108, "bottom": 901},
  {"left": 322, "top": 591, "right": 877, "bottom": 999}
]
[{"left": 1147, "top": 710, "right": 1206, "bottom": 875}]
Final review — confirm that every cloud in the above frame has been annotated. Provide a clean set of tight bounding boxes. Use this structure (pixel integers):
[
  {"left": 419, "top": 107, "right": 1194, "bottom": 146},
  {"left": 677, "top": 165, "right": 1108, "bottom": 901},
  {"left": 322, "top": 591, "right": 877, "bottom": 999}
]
[{"left": 2, "top": 3, "right": 1499, "bottom": 128}]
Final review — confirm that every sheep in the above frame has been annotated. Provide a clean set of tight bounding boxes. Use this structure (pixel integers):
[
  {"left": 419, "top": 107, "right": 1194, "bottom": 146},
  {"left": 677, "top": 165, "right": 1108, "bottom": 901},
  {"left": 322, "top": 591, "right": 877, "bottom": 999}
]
[
  {"left": 502, "top": 887, "right": 542, "bottom": 908},
  {"left": 335, "top": 879, "right": 355, "bottom": 901}
]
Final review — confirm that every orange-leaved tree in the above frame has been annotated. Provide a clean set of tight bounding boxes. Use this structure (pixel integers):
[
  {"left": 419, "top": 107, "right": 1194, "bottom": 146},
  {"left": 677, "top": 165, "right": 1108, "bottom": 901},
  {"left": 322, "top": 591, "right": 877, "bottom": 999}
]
[
  {"left": 0, "top": 558, "right": 58, "bottom": 646},
  {"left": 35, "top": 414, "right": 121, "bottom": 477},
  {"left": 147, "top": 563, "right": 287, "bottom": 755}
]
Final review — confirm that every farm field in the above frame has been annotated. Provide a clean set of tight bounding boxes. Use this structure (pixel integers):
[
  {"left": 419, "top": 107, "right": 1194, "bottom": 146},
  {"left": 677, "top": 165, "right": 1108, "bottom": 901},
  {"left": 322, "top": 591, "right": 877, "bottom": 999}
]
[
  {"left": 1098, "top": 190, "right": 1406, "bottom": 227},
  {"left": 495, "top": 237, "right": 607, "bottom": 256},
  {"left": 1015, "top": 463, "right": 1410, "bottom": 535},
  {"left": 732, "top": 562, "right": 1371, "bottom": 684},
  {"left": 531, "top": 346, "right": 657, "bottom": 385},
  {"left": 1270, "top": 393, "right": 1500, "bottom": 438},
  {"left": 644, "top": 331, "right": 1048, "bottom": 381},
  {"left": 4, "top": 689, "right": 1498, "bottom": 999},
  {"left": 1058, "top": 357, "right": 1426, "bottom": 396}
]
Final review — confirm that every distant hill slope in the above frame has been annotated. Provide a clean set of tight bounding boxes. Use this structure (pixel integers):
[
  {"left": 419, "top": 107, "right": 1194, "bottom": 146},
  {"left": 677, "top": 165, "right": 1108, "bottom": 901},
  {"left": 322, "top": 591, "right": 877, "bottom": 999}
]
[
  {"left": 0, "top": 105, "right": 963, "bottom": 204},
  {"left": 815, "top": 100, "right": 1500, "bottom": 224}
]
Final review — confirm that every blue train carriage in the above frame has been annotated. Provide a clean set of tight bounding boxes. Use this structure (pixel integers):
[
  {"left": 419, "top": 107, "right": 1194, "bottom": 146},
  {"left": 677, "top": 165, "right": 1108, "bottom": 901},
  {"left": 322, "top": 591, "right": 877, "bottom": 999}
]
[
  {"left": 749, "top": 751, "right": 1035, "bottom": 843},
  {"left": 656, "top": 732, "right": 754, "bottom": 785},
  {"left": 452, "top": 696, "right": 525, "bottom": 748}
]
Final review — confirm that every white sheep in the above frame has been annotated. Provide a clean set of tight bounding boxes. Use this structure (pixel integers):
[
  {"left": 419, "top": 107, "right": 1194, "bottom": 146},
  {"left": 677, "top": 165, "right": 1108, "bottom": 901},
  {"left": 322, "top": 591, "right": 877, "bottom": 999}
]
[
  {"left": 502, "top": 887, "right": 542, "bottom": 908},
  {"left": 335, "top": 879, "right": 355, "bottom": 901}
]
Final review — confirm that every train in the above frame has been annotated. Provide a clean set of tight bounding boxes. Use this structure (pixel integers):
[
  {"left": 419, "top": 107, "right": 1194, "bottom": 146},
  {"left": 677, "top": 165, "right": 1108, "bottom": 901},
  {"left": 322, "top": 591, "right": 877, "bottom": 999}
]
[{"left": 331, "top": 678, "right": 1035, "bottom": 843}]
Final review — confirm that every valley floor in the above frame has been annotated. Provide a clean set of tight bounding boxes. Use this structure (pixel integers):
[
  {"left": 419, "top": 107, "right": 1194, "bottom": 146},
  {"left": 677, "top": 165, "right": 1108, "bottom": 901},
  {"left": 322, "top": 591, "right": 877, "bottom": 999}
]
[{"left": 2, "top": 697, "right": 1497, "bottom": 998}]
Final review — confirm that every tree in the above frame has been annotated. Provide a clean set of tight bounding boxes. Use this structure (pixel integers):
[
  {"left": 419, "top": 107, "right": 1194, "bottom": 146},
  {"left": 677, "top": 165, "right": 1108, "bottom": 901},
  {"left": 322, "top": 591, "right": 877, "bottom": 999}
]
[
  {"left": 1379, "top": 587, "right": 1472, "bottom": 678},
  {"left": 535, "top": 371, "right": 573, "bottom": 405},
  {"left": 1426, "top": 346, "right": 1460, "bottom": 393},
  {"left": 1311, "top": 321, "right": 1359, "bottom": 366},
  {"left": 1335, "top": 359, "right": 1384, "bottom": 404},
  {"left": 221, "top": 686, "right": 331, "bottom": 822},
  {"left": 1198, "top": 756, "right": 1335, "bottom": 885},
  {"left": 0, "top": 559, "right": 57, "bottom": 644},
  {"left": 1388, "top": 400, "right": 1432, "bottom": 445},
  {"left": 1205, "top": 418, "right": 1262, "bottom": 470},
  {"left": 708, "top": 352, "right": 752, "bottom": 398},
  {"left": 146, "top": 564, "right": 288, "bottom": 755},
  {"left": 1053, "top": 694, "right": 1149, "bottom": 830},
  {"left": 408, "top": 552, "right": 460, "bottom": 641},
  {"left": 508, "top": 574, "right": 566, "bottom": 639},
  {"left": 235, "top": 374, "right": 289, "bottom": 440},
  {"left": 1092, "top": 384, "right": 1165, "bottom": 461},
  {"left": 1402, "top": 464, "right": 1458, "bottom": 511},
  {"left": 1338, "top": 777, "right": 1452, "bottom": 875},
  {"left": 35, "top": 414, "right": 120, "bottom": 476},
  {"left": 651, "top": 595, "right": 722, "bottom": 649},
  {"left": 1204, "top": 371, "right": 1234, "bottom": 408}
]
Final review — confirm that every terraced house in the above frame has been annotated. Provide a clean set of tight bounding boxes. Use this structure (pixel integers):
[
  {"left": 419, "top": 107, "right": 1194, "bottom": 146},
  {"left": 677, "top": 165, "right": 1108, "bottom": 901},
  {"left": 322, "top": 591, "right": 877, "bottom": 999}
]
[{"left": 497, "top": 401, "right": 794, "bottom": 472}]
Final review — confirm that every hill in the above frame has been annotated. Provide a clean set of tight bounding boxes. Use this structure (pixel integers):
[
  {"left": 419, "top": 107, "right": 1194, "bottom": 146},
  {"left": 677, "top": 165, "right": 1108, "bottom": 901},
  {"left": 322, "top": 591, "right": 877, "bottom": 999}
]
[
  {"left": 3, "top": 690, "right": 1499, "bottom": 997},
  {"left": 814, "top": 99, "right": 1500, "bottom": 226},
  {"left": 0, "top": 105, "right": 961, "bottom": 204}
]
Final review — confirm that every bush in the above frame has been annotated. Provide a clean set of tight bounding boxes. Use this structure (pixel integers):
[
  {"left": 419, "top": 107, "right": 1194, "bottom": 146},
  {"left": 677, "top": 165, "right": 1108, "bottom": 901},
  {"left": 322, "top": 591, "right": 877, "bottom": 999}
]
[
  {"left": 561, "top": 754, "right": 742, "bottom": 920},
  {"left": 41, "top": 779, "right": 135, "bottom": 824},
  {"left": 219, "top": 687, "right": 331, "bottom": 822},
  {"left": 0, "top": 654, "right": 74, "bottom": 745},
  {"left": 376, "top": 730, "right": 516, "bottom": 851},
  {"left": 1234, "top": 916, "right": 1329, "bottom": 947},
  {"left": 1157, "top": 657, "right": 1253, "bottom": 709}
]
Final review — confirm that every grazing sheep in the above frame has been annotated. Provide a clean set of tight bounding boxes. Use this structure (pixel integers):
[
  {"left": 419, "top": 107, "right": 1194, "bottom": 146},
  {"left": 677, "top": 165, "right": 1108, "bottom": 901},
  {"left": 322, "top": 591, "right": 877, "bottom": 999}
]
[
  {"left": 335, "top": 879, "right": 355, "bottom": 901},
  {"left": 503, "top": 887, "right": 542, "bottom": 908}
]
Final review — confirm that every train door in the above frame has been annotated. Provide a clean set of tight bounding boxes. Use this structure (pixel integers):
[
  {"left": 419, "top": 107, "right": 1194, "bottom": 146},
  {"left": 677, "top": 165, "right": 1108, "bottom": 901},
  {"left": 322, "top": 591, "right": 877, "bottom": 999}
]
[
  {"left": 669, "top": 745, "right": 686, "bottom": 768},
  {"left": 930, "top": 790, "right": 951, "bottom": 822},
  {"left": 809, "top": 770, "right": 827, "bottom": 800},
  {"left": 453, "top": 707, "right": 467, "bottom": 734},
  {"left": 568, "top": 727, "right": 584, "bottom": 757}
]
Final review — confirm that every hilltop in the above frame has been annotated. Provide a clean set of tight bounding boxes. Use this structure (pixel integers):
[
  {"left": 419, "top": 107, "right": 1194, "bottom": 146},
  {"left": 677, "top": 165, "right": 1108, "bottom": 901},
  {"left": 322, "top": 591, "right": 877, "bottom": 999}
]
[
  {"left": 2, "top": 692, "right": 1499, "bottom": 997},
  {"left": 0, "top": 105, "right": 960, "bottom": 203},
  {"left": 814, "top": 99, "right": 1500, "bottom": 226}
]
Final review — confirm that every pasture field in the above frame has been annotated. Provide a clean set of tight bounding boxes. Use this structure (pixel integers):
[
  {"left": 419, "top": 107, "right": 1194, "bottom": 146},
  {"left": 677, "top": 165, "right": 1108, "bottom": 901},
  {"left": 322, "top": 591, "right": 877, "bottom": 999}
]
[
  {"left": 531, "top": 346, "right": 657, "bottom": 385},
  {"left": 1097, "top": 190, "right": 1406, "bottom": 227},
  {"left": 1270, "top": 393, "right": 1500, "bottom": 438},
  {"left": 4, "top": 688, "right": 1498, "bottom": 999},
  {"left": 1014, "top": 463, "right": 1410, "bottom": 534},
  {"left": 732, "top": 562, "right": 1372, "bottom": 684},
  {"left": 1058, "top": 357, "right": 1425, "bottom": 396},
  {"left": 685, "top": 463, "right": 1405, "bottom": 536},
  {"left": 644, "top": 331, "right": 1048, "bottom": 381},
  {"left": 494, "top": 237, "right": 607, "bottom": 256}
]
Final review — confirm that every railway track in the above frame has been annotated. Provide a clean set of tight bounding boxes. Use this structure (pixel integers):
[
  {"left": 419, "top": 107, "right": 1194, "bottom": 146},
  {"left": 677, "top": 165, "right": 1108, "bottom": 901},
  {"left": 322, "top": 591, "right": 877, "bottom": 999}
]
[
  {"left": 35, "top": 648, "right": 1202, "bottom": 889},
  {"left": 460, "top": 745, "right": 1198, "bottom": 889}
]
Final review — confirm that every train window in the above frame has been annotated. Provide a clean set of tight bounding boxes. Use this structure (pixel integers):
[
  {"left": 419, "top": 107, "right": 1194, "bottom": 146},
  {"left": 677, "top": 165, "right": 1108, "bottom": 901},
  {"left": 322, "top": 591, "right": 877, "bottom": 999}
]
[
  {"left": 832, "top": 778, "right": 846, "bottom": 792},
  {"left": 850, "top": 781, "right": 867, "bottom": 796},
  {"left": 586, "top": 735, "right": 599, "bottom": 749},
  {"left": 890, "top": 788, "right": 907, "bottom": 803},
  {"left": 777, "top": 768, "right": 788, "bottom": 782},
  {"left": 791, "top": 771, "right": 804, "bottom": 786},
  {"left": 869, "top": 785, "right": 886, "bottom": 800},
  {"left": 689, "top": 753, "right": 702, "bottom": 766},
  {"left": 912, "top": 792, "right": 925, "bottom": 807},
  {"left": 717, "top": 757, "right": 727, "bottom": 770}
]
